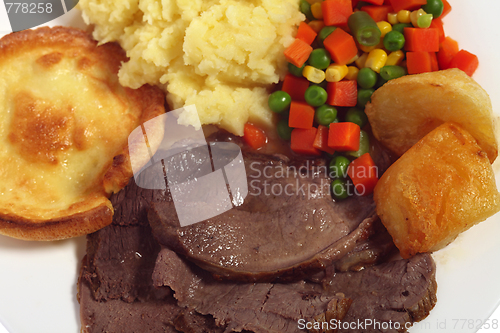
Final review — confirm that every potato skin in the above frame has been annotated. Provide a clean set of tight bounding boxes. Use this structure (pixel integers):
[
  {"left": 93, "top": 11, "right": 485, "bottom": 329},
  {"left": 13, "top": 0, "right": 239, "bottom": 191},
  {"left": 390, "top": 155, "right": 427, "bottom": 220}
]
[
  {"left": 365, "top": 69, "right": 498, "bottom": 163},
  {"left": 374, "top": 122, "right": 500, "bottom": 258}
]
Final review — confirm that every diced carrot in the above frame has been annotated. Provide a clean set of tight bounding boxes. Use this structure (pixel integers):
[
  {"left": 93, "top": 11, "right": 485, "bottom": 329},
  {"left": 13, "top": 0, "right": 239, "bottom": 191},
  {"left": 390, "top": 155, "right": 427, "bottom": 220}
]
[
  {"left": 449, "top": 50, "right": 479, "bottom": 77},
  {"left": 323, "top": 28, "right": 358, "bottom": 65},
  {"left": 403, "top": 27, "right": 439, "bottom": 52},
  {"left": 437, "top": 36, "right": 459, "bottom": 70},
  {"left": 347, "top": 153, "right": 378, "bottom": 195},
  {"left": 327, "top": 80, "right": 358, "bottom": 107},
  {"left": 441, "top": 0, "right": 452, "bottom": 18},
  {"left": 322, "top": 0, "right": 353, "bottom": 27},
  {"left": 291, "top": 128, "right": 321, "bottom": 156},
  {"left": 313, "top": 125, "right": 336, "bottom": 154},
  {"left": 362, "top": 0, "right": 384, "bottom": 5},
  {"left": 360, "top": 5, "right": 394, "bottom": 22},
  {"left": 243, "top": 123, "right": 267, "bottom": 150},
  {"left": 430, "top": 18, "right": 445, "bottom": 43},
  {"left": 281, "top": 74, "right": 309, "bottom": 102},
  {"left": 429, "top": 52, "right": 439, "bottom": 72},
  {"left": 328, "top": 122, "right": 360, "bottom": 151},
  {"left": 296, "top": 22, "right": 317, "bottom": 45},
  {"left": 388, "top": 0, "right": 426, "bottom": 12},
  {"left": 284, "top": 38, "right": 313, "bottom": 68},
  {"left": 289, "top": 101, "right": 315, "bottom": 129},
  {"left": 406, "top": 51, "right": 432, "bottom": 74}
]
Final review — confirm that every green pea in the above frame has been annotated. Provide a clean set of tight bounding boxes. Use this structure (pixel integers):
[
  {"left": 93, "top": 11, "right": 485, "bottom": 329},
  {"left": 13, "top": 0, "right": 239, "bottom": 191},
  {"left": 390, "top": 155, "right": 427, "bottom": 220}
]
[
  {"left": 331, "top": 178, "right": 350, "bottom": 200},
  {"left": 299, "top": 0, "right": 315, "bottom": 21},
  {"left": 422, "top": 0, "right": 444, "bottom": 18},
  {"left": 383, "top": 30, "right": 405, "bottom": 52},
  {"left": 268, "top": 91, "right": 291, "bottom": 113},
  {"left": 288, "top": 62, "right": 305, "bottom": 77},
  {"left": 345, "top": 130, "right": 370, "bottom": 158},
  {"left": 315, "top": 105, "right": 337, "bottom": 126},
  {"left": 304, "top": 85, "right": 328, "bottom": 107},
  {"left": 357, "top": 67, "right": 377, "bottom": 89},
  {"left": 308, "top": 48, "right": 331, "bottom": 70},
  {"left": 357, "top": 88, "right": 374, "bottom": 107},
  {"left": 417, "top": 14, "right": 433, "bottom": 29},
  {"left": 380, "top": 65, "right": 407, "bottom": 81},
  {"left": 329, "top": 155, "right": 350, "bottom": 178},
  {"left": 318, "top": 26, "right": 336, "bottom": 46},
  {"left": 345, "top": 107, "right": 368, "bottom": 128},
  {"left": 392, "top": 23, "right": 412, "bottom": 34},
  {"left": 276, "top": 119, "right": 293, "bottom": 140}
]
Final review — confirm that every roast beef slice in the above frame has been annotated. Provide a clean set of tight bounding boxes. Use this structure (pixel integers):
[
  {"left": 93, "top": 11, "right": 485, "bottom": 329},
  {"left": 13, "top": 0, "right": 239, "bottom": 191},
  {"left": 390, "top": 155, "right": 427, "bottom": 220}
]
[
  {"left": 322, "top": 253, "right": 437, "bottom": 332},
  {"left": 149, "top": 147, "right": 378, "bottom": 281},
  {"left": 153, "top": 246, "right": 436, "bottom": 333},
  {"left": 81, "top": 169, "right": 173, "bottom": 302},
  {"left": 79, "top": 270, "right": 180, "bottom": 333},
  {"left": 110, "top": 170, "right": 172, "bottom": 227},
  {"left": 81, "top": 224, "right": 162, "bottom": 302}
]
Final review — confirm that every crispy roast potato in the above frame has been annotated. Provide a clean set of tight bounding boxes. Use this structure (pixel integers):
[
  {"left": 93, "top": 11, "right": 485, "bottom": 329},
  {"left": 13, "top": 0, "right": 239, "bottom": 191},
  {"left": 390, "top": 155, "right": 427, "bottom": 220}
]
[
  {"left": 374, "top": 122, "right": 500, "bottom": 258},
  {"left": 365, "top": 69, "right": 498, "bottom": 163}
]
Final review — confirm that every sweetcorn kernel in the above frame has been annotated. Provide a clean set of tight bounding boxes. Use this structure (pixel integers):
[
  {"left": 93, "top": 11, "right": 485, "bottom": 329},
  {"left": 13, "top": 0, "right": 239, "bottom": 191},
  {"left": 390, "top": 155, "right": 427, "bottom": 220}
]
[
  {"left": 397, "top": 10, "right": 411, "bottom": 23},
  {"left": 308, "top": 20, "right": 325, "bottom": 33},
  {"left": 355, "top": 53, "right": 369, "bottom": 68},
  {"left": 303, "top": 65, "right": 326, "bottom": 83},
  {"left": 410, "top": 8, "right": 426, "bottom": 27},
  {"left": 345, "top": 66, "right": 359, "bottom": 80},
  {"left": 311, "top": 2, "right": 323, "bottom": 19},
  {"left": 377, "top": 21, "right": 392, "bottom": 38},
  {"left": 365, "top": 49, "right": 387, "bottom": 73},
  {"left": 386, "top": 50, "right": 405, "bottom": 66},
  {"left": 387, "top": 12, "right": 399, "bottom": 25},
  {"left": 325, "top": 64, "right": 348, "bottom": 82},
  {"left": 359, "top": 41, "right": 384, "bottom": 54}
]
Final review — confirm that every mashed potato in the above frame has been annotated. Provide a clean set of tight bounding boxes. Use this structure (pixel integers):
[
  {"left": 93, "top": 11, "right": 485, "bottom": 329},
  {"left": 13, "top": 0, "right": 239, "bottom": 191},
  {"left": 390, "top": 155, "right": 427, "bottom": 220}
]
[{"left": 78, "top": 0, "right": 303, "bottom": 135}]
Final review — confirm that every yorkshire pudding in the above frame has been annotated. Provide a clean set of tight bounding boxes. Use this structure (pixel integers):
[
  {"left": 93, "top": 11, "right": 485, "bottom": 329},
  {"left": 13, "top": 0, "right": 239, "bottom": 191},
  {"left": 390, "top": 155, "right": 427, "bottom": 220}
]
[{"left": 0, "top": 27, "right": 165, "bottom": 240}]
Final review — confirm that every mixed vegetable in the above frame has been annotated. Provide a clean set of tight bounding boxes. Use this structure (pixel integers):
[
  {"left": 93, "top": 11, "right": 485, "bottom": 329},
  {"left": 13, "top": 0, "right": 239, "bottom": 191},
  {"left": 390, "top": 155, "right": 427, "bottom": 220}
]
[{"left": 243, "top": 0, "right": 479, "bottom": 200}]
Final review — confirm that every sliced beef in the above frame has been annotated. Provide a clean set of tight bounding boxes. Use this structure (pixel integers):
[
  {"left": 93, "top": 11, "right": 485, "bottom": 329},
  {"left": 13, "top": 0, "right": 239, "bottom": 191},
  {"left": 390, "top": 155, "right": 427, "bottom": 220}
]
[
  {"left": 81, "top": 224, "right": 162, "bottom": 302},
  {"left": 80, "top": 173, "right": 171, "bottom": 302},
  {"left": 172, "top": 311, "right": 227, "bottom": 333},
  {"left": 322, "top": 253, "right": 437, "bottom": 332},
  {"left": 110, "top": 164, "right": 173, "bottom": 227},
  {"left": 333, "top": 220, "right": 397, "bottom": 272},
  {"left": 79, "top": 132, "right": 436, "bottom": 333},
  {"left": 152, "top": 248, "right": 341, "bottom": 333},
  {"left": 149, "top": 147, "right": 379, "bottom": 282},
  {"left": 79, "top": 257, "right": 181, "bottom": 333},
  {"left": 153, "top": 247, "right": 436, "bottom": 333},
  {"left": 78, "top": 174, "right": 186, "bottom": 332}
]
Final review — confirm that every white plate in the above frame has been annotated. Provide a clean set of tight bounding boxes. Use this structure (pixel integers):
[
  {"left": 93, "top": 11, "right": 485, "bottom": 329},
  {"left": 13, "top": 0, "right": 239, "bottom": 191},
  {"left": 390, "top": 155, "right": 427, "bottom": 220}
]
[{"left": 1, "top": 2, "right": 500, "bottom": 332}]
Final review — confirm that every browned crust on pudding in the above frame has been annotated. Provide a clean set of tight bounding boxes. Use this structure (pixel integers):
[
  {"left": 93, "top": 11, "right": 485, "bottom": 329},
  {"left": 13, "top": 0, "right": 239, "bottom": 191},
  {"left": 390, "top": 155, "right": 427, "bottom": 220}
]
[
  {"left": 0, "top": 204, "right": 113, "bottom": 241},
  {"left": 103, "top": 83, "right": 167, "bottom": 194},
  {"left": 0, "top": 26, "right": 166, "bottom": 241}
]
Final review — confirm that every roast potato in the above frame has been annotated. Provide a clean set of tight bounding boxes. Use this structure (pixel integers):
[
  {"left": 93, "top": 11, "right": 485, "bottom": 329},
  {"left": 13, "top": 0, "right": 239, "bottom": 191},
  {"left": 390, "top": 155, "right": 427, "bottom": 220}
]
[
  {"left": 365, "top": 69, "right": 498, "bottom": 163},
  {"left": 374, "top": 122, "right": 500, "bottom": 258}
]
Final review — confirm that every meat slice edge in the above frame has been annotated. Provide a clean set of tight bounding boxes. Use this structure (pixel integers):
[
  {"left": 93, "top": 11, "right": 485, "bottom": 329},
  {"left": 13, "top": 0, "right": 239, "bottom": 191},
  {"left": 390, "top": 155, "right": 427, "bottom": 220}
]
[
  {"left": 153, "top": 247, "right": 437, "bottom": 333},
  {"left": 148, "top": 147, "right": 378, "bottom": 282}
]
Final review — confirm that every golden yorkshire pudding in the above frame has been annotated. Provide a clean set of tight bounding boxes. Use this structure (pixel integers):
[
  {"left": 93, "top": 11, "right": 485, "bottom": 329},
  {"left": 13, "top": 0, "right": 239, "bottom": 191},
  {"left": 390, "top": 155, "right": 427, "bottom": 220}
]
[{"left": 0, "top": 26, "right": 165, "bottom": 240}]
